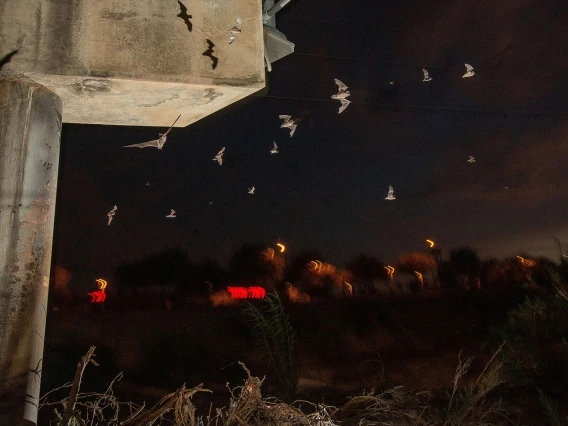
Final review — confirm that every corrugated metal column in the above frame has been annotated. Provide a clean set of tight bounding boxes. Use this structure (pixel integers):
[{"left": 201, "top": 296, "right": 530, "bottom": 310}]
[{"left": 0, "top": 78, "right": 62, "bottom": 425}]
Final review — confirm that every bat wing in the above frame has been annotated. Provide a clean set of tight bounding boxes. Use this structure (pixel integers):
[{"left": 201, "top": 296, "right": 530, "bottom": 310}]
[
  {"left": 334, "top": 78, "right": 348, "bottom": 91},
  {"left": 465, "top": 63, "right": 473, "bottom": 71},
  {"left": 289, "top": 124, "right": 297, "bottom": 137},
  {"left": 0, "top": 49, "right": 19, "bottom": 71},
  {"left": 202, "top": 40, "right": 218, "bottom": 69},
  {"left": 124, "top": 139, "right": 160, "bottom": 148},
  {"left": 177, "top": 0, "right": 193, "bottom": 32},
  {"left": 161, "top": 114, "right": 181, "bottom": 137},
  {"left": 279, "top": 114, "right": 291, "bottom": 121},
  {"left": 338, "top": 99, "right": 350, "bottom": 113},
  {"left": 177, "top": 0, "right": 187, "bottom": 14}
]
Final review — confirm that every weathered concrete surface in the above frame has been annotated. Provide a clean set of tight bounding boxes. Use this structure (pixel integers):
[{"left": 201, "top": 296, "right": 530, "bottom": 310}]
[
  {"left": 0, "top": 0, "right": 265, "bottom": 127},
  {"left": 0, "top": 78, "right": 62, "bottom": 425}
]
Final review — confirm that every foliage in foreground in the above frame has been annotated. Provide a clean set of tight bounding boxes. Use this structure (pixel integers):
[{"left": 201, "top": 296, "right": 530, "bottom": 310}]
[
  {"left": 41, "top": 345, "right": 515, "bottom": 426},
  {"left": 490, "top": 272, "right": 568, "bottom": 424},
  {"left": 240, "top": 289, "right": 296, "bottom": 400}
]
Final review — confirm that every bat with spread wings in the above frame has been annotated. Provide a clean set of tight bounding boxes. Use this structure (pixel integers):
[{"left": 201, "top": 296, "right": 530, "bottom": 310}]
[
  {"left": 203, "top": 39, "right": 218, "bottom": 70},
  {"left": 176, "top": 0, "right": 192, "bottom": 32},
  {"left": 124, "top": 114, "right": 181, "bottom": 149}
]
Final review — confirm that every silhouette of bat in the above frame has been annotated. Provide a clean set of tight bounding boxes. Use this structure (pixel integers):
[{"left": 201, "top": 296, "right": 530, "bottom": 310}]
[
  {"left": 203, "top": 39, "right": 218, "bottom": 70},
  {"left": 176, "top": 0, "right": 192, "bottom": 32},
  {"left": 0, "top": 49, "right": 19, "bottom": 71}
]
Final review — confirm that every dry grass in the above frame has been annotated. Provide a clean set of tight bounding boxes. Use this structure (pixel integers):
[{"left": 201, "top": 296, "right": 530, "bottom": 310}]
[{"left": 41, "top": 345, "right": 515, "bottom": 426}]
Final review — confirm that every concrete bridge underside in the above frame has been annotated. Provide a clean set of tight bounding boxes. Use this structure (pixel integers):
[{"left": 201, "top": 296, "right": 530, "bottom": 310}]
[{"left": 0, "top": 0, "right": 265, "bottom": 424}]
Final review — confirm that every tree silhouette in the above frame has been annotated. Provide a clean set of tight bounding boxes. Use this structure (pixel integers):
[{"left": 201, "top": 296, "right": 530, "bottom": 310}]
[
  {"left": 229, "top": 243, "right": 278, "bottom": 286},
  {"left": 190, "top": 257, "right": 227, "bottom": 293},
  {"left": 443, "top": 247, "right": 481, "bottom": 291},
  {"left": 285, "top": 251, "right": 325, "bottom": 283},
  {"left": 346, "top": 253, "right": 387, "bottom": 294},
  {"left": 397, "top": 252, "right": 437, "bottom": 273},
  {"left": 448, "top": 247, "right": 481, "bottom": 276},
  {"left": 115, "top": 248, "right": 192, "bottom": 293}
]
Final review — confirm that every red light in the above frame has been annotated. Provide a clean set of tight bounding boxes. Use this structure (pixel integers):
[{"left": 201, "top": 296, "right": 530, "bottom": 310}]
[
  {"left": 248, "top": 286, "right": 266, "bottom": 298},
  {"left": 227, "top": 286, "right": 266, "bottom": 299},
  {"left": 88, "top": 290, "right": 107, "bottom": 303},
  {"left": 227, "top": 286, "right": 249, "bottom": 298},
  {"left": 88, "top": 278, "right": 108, "bottom": 303}
]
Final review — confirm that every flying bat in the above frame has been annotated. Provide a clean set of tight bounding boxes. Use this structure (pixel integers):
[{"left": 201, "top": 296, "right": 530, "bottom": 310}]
[
  {"left": 124, "top": 114, "right": 181, "bottom": 149},
  {"left": 332, "top": 79, "right": 351, "bottom": 114},
  {"left": 228, "top": 18, "right": 242, "bottom": 44},
  {"left": 279, "top": 115, "right": 298, "bottom": 137},
  {"left": 385, "top": 185, "right": 396, "bottom": 200},
  {"left": 176, "top": 0, "right": 192, "bottom": 32},
  {"left": 107, "top": 205, "right": 117, "bottom": 225},
  {"left": 463, "top": 63, "right": 475, "bottom": 78},
  {"left": 166, "top": 209, "right": 176, "bottom": 218},
  {"left": 203, "top": 39, "right": 218, "bottom": 70},
  {"left": 270, "top": 141, "right": 278, "bottom": 154},
  {"left": 467, "top": 156, "right": 476, "bottom": 163},
  {"left": 422, "top": 68, "right": 432, "bottom": 82},
  {"left": 248, "top": 187, "right": 255, "bottom": 194},
  {"left": 0, "top": 49, "right": 19, "bottom": 71},
  {"left": 213, "top": 147, "right": 225, "bottom": 165}
]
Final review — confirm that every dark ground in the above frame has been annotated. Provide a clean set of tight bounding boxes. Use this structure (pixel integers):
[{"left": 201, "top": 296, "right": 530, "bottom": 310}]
[{"left": 40, "top": 289, "right": 519, "bottom": 422}]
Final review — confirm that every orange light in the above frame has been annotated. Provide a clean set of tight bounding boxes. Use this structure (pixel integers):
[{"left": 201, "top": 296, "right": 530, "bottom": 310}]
[
  {"left": 516, "top": 256, "right": 524, "bottom": 263},
  {"left": 414, "top": 271, "right": 423, "bottom": 286},
  {"left": 266, "top": 247, "right": 275, "bottom": 260},
  {"left": 309, "top": 260, "right": 323, "bottom": 272},
  {"left": 276, "top": 243, "right": 286, "bottom": 253},
  {"left": 426, "top": 239, "right": 435, "bottom": 248},
  {"left": 96, "top": 278, "right": 107, "bottom": 291}
]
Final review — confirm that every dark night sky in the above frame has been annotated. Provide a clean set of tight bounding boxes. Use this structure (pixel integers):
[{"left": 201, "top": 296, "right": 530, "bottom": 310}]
[{"left": 53, "top": 0, "right": 568, "bottom": 288}]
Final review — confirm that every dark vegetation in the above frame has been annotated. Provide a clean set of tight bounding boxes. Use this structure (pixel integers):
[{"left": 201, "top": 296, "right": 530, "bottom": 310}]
[{"left": 43, "top": 245, "right": 568, "bottom": 424}]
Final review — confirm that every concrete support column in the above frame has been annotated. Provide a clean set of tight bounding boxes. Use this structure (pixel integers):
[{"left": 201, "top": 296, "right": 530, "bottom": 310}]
[{"left": 0, "top": 78, "right": 62, "bottom": 425}]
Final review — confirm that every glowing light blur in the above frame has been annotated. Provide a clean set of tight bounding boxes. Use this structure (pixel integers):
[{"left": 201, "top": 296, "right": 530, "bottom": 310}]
[
  {"left": 277, "top": 243, "right": 286, "bottom": 253},
  {"left": 426, "top": 239, "right": 435, "bottom": 248},
  {"left": 516, "top": 256, "right": 525, "bottom": 263},
  {"left": 414, "top": 271, "right": 423, "bottom": 286},
  {"left": 88, "top": 291, "right": 107, "bottom": 303},
  {"left": 385, "top": 266, "right": 395, "bottom": 280},
  {"left": 248, "top": 286, "right": 266, "bottom": 299},
  {"left": 266, "top": 247, "right": 275, "bottom": 260},
  {"left": 96, "top": 278, "right": 107, "bottom": 290},
  {"left": 88, "top": 278, "right": 108, "bottom": 303},
  {"left": 227, "top": 286, "right": 266, "bottom": 299}
]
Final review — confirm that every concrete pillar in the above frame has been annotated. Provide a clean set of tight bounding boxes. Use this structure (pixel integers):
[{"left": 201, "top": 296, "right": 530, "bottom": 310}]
[{"left": 0, "top": 78, "right": 62, "bottom": 425}]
